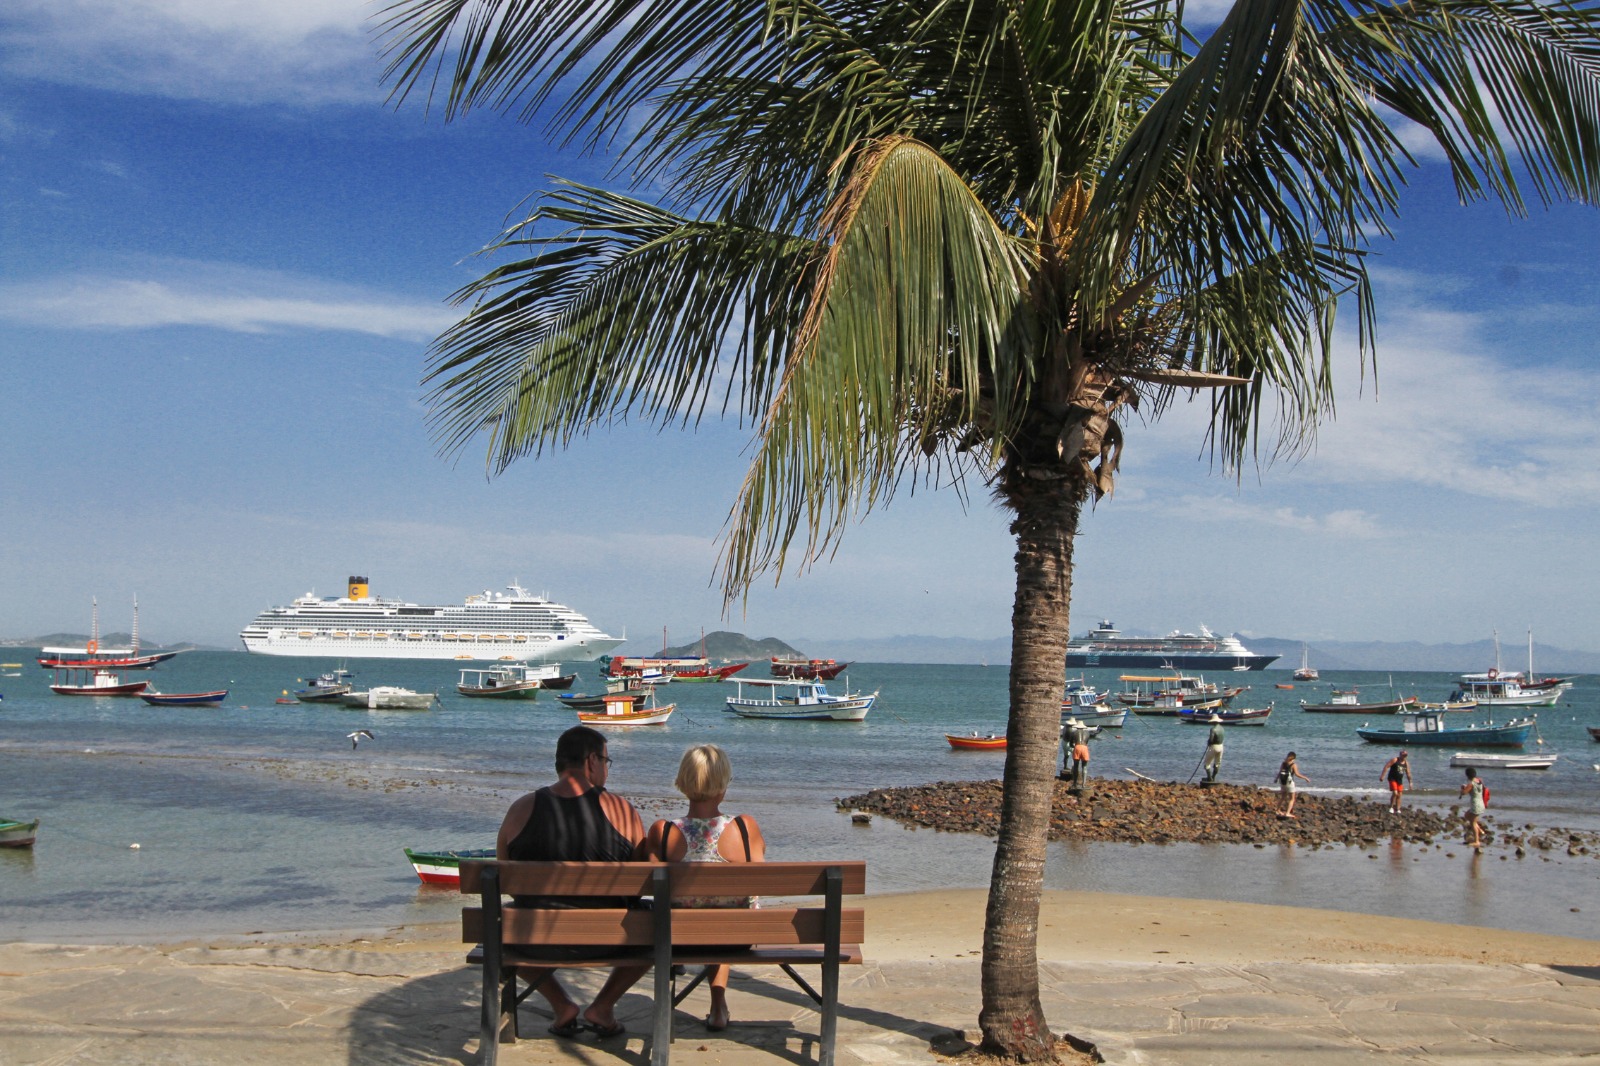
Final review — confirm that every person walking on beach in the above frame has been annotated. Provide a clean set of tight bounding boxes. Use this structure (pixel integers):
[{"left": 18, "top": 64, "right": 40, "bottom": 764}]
[
  {"left": 1201, "top": 716, "right": 1225, "bottom": 783},
  {"left": 646, "top": 744, "right": 767, "bottom": 1032},
  {"left": 496, "top": 725, "right": 649, "bottom": 1040},
  {"left": 1381, "top": 750, "right": 1413, "bottom": 814},
  {"left": 1277, "top": 751, "right": 1308, "bottom": 818},
  {"left": 1460, "top": 767, "right": 1487, "bottom": 848}
]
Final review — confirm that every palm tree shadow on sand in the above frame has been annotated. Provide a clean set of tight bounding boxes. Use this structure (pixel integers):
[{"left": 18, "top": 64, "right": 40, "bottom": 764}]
[{"left": 344, "top": 966, "right": 945, "bottom": 1066}]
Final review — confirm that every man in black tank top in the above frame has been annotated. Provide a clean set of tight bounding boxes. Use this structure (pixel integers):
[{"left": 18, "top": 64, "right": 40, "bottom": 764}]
[{"left": 494, "top": 725, "right": 648, "bottom": 1039}]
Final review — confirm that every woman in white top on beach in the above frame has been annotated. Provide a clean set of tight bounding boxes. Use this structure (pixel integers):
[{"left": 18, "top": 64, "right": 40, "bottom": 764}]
[{"left": 645, "top": 744, "right": 768, "bottom": 1032}]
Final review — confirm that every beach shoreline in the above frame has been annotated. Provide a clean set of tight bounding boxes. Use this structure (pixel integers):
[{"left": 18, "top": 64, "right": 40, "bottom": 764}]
[{"left": 5, "top": 889, "right": 1599, "bottom": 1066}]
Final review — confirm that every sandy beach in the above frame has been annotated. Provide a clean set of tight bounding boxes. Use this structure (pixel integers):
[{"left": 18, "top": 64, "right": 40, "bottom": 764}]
[{"left": 5, "top": 888, "right": 1598, "bottom": 1065}]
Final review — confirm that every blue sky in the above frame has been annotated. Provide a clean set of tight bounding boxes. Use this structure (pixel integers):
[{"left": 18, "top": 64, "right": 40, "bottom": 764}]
[{"left": 2, "top": 1, "right": 1599, "bottom": 654}]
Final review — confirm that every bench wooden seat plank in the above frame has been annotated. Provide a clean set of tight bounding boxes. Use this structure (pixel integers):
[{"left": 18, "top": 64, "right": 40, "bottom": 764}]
[{"left": 462, "top": 860, "right": 865, "bottom": 1066}]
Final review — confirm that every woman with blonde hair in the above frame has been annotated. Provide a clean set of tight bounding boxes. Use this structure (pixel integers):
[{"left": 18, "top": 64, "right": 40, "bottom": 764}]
[{"left": 645, "top": 743, "right": 767, "bottom": 1031}]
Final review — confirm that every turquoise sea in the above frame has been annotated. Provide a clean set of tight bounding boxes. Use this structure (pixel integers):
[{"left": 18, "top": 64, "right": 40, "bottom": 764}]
[{"left": 2, "top": 653, "right": 1597, "bottom": 942}]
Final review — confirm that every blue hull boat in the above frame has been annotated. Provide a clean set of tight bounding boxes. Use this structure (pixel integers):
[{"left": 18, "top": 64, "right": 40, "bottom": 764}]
[{"left": 1356, "top": 710, "right": 1534, "bottom": 747}]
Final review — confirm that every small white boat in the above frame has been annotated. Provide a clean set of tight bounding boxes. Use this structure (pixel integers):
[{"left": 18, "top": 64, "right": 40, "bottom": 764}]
[
  {"left": 724, "top": 677, "right": 876, "bottom": 720},
  {"left": 342, "top": 686, "right": 436, "bottom": 710},
  {"left": 1449, "top": 752, "right": 1559, "bottom": 770},
  {"left": 1058, "top": 704, "right": 1128, "bottom": 727},
  {"left": 1292, "top": 643, "right": 1319, "bottom": 681}
]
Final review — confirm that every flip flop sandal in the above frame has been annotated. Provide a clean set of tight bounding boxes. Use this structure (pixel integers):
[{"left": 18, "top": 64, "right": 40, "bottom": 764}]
[
  {"left": 585, "top": 1020, "right": 627, "bottom": 1040},
  {"left": 547, "top": 1018, "right": 585, "bottom": 1039}
]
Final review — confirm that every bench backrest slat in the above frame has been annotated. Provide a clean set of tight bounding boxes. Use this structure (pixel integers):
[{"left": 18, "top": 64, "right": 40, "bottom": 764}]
[
  {"left": 462, "top": 906, "right": 865, "bottom": 947},
  {"left": 459, "top": 860, "right": 866, "bottom": 898}
]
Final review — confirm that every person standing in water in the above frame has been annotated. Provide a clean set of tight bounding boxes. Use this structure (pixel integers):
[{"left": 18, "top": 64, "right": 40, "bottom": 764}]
[{"left": 1460, "top": 767, "right": 1487, "bottom": 848}]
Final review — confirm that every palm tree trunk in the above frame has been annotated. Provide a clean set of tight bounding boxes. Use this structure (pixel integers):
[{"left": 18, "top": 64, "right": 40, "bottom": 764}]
[{"left": 979, "top": 477, "right": 1082, "bottom": 1059}]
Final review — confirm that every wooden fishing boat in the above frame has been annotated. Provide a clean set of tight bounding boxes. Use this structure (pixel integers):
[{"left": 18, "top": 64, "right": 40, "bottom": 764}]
[
  {"left": 1300, "top": 690, "right": 1417, "bottom": 714},
  {"left": 0, "top": 817, "right": 39, "bottom": 848},
  {"left": 576, "top": 691, "right": 675, "bottom": 726},
  {"left": 295, "top": 669, "right": 354, "bottom": 702},
  {"left": 1418, "top": 699, "right": 1478, "bottom": 712},
  {"left": 139, "top": 689, "right": 228, "bottom": 707},
  {"left": 1115, "top": 673, "right": 1242, "bottom": 708},
  {"left": 946, "top": 732, "right": 1006, "bottom": 750},
  {"left": 671, "top": 661, "right": 751, "bottom": 682},
  {"left": 456, "top": 666, "right": 541, "bottom": 700},
  {"left": 1058, "top": 704, "right": 1128, "bottom": 727},
  {"left": 49, "top": 667, "right": 148, "bottom": 697},
  {"left": 1177, "top": 703, "right": 1273, "bottom": 726},
  {"left": 725, "top": 678, "right": 875, "bottom": 720},
  {"left": 539, "top": 672, "right": 577, "bottom": 690},
  {"left": 1131, "top": 694, "right": 1227, "bottom": 717},
  {"left": 1356, "top": 710, "right": 1535, "bottom": 747},
  {"left": 403, "top": 846, "right": 494, "bottom": 886},
  {"left": 1586, "top": 725, "right": 1600, "bottom": 742},
  {"left": 770, "top": 656, "right": 851, "bottom": 680},
  {"left": 1449, "top": 752, "right": 1558, "bottom": 770},
  {"left": 37, "top": 597, "right": 177, "bottom": 670},
  {"left": 340, "top": 686, "right": 436, "bottom": 710}
]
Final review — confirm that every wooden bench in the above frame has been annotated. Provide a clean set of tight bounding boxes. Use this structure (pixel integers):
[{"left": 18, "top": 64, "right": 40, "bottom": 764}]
[{"left": 460, "top": 860, "right": 866, "bottom": 1066}]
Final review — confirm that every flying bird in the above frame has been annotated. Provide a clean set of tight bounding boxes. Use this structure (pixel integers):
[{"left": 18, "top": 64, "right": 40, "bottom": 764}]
[{"left": 347, "top": 730, "right": 375, "bottom": 749}]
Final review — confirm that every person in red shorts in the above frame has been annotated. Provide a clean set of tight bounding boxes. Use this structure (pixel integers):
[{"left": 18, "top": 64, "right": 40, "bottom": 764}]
[{"left": 1381, "top": 750, "right": 1412, "bottom": 814}]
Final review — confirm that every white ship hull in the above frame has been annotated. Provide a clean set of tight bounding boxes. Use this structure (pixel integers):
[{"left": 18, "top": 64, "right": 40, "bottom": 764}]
[{"left": 239, "top": 578, "right": 623, "bottom": 664}]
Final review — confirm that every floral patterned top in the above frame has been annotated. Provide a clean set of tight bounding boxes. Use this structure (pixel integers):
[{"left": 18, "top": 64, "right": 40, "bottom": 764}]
[{"left": 670, "top": 815, "right": 756, "bottom": 909}]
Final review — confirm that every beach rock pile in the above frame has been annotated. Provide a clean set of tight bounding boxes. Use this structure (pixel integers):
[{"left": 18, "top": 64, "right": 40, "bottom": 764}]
[{"left": 839, "top": 778, "right": 1461, "bottom": 848}]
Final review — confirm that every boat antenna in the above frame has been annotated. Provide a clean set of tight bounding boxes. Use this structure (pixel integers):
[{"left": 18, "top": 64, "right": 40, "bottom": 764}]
[{"left": 132, "top": 595, "right": 139, "bottom": 655}]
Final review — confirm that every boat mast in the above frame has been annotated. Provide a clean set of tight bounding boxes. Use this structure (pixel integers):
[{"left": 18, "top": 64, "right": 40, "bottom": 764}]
[
  {"left": 1527, "top": 627, "right": 1534, "bottom": 678},
  {"left": 90, "top": 597, "right": 100, "bottom": 654},
  {"left": 132, "top": 595, "right": 140, "bottom": 655}
]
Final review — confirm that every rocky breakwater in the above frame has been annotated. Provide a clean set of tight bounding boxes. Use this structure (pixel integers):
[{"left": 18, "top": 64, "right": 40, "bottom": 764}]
[{"left": 840, "top": 778, "right": 1460, "bottom": 848}]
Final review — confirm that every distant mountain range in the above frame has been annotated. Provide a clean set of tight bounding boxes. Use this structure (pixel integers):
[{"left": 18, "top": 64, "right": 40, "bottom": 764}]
[
  {"left": 656, "top": 631, "right": 803, "bottom": 661},
  {"left": 0, "top": 632, "right": 216, "bottom": 652}
]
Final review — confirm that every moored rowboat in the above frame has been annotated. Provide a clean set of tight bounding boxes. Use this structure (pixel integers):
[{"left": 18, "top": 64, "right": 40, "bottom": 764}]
[
  {"left": 403, "top": 846, "right": 494, "bottom": 885},
  {"left": 946, "top": 732, "right": 1006, "bottom": 750},
  {"left": 139, "top": 689, "right": 229, "bottom": 707},
  {"left": 0, "top": 817, "right": 39, "bottom": 847},
  {"left": 1448, "top": 752, "right": 1558, "bottom": 770}
]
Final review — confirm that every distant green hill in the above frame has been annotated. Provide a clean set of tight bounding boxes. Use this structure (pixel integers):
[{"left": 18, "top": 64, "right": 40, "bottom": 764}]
[{"left": 657, "top": 631, "right": 802, "bottom": 661}]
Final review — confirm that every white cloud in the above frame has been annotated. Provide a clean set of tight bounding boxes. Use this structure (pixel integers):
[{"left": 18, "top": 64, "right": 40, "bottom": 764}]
[
  {"left": 1122, "top": 259, "right": 1600, "bottom": 509},
  {"left": 0, "top": 262, "right": 455, "bottom": 339},
  {"left": 1119, "top": 493, "right": 1386, "bottom": 539},
  {"left": 0, "top": 0, "right": 380, "bottom": 105}
]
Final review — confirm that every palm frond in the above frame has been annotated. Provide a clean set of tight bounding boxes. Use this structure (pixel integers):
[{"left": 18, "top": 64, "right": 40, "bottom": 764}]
[
  {"left": 422, "top": 182, "right": 812, "bottom": 472},
  {"left": 722, "top": 137, "right": 1034, "bottom": 597}
]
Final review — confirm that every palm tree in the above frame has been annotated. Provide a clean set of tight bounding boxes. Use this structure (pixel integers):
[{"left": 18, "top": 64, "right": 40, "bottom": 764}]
[{"left": 380, "top": 0, "right": 1600, "bottom": 1056}]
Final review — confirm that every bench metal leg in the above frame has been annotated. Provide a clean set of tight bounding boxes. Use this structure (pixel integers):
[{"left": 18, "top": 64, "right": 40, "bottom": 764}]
[
  {"left": 819, "top": 867, "right": 843, "bottom": 1066},
  {"left": 651, "top": 867, "right": 674, "bottom": 1066}
]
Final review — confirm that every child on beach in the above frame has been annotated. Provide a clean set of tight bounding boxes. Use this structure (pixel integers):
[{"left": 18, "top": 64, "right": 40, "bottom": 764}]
[
  {"left": 1460, "top": 767, "right": 1487, "bottom": 848},
  {"left": 645, "top": 744, "right": 768, "bottom": 1032},
  {"left": 1381, "top": 750, "right": 1413, "bottom": 814},
  {"left": 1277, "top": 752, "right": 1307, "bottom": 818}
]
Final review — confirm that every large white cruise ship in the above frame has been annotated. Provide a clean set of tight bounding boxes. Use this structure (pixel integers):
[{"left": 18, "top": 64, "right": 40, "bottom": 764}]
[
  {"left": 238, "top": 577, "right": 624, "bottom": 662},
  {"left": 1064, "top": 620, "right": 1278, "bottom": 670}
]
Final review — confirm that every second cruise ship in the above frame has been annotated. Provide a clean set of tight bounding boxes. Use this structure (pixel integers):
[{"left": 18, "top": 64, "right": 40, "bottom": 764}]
[
  {"left": 239, "top": 577, "right": 624, "bottom": 662},
  {"left": 1065, "top": 620, "right": 1278, "bottom": 670}
]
